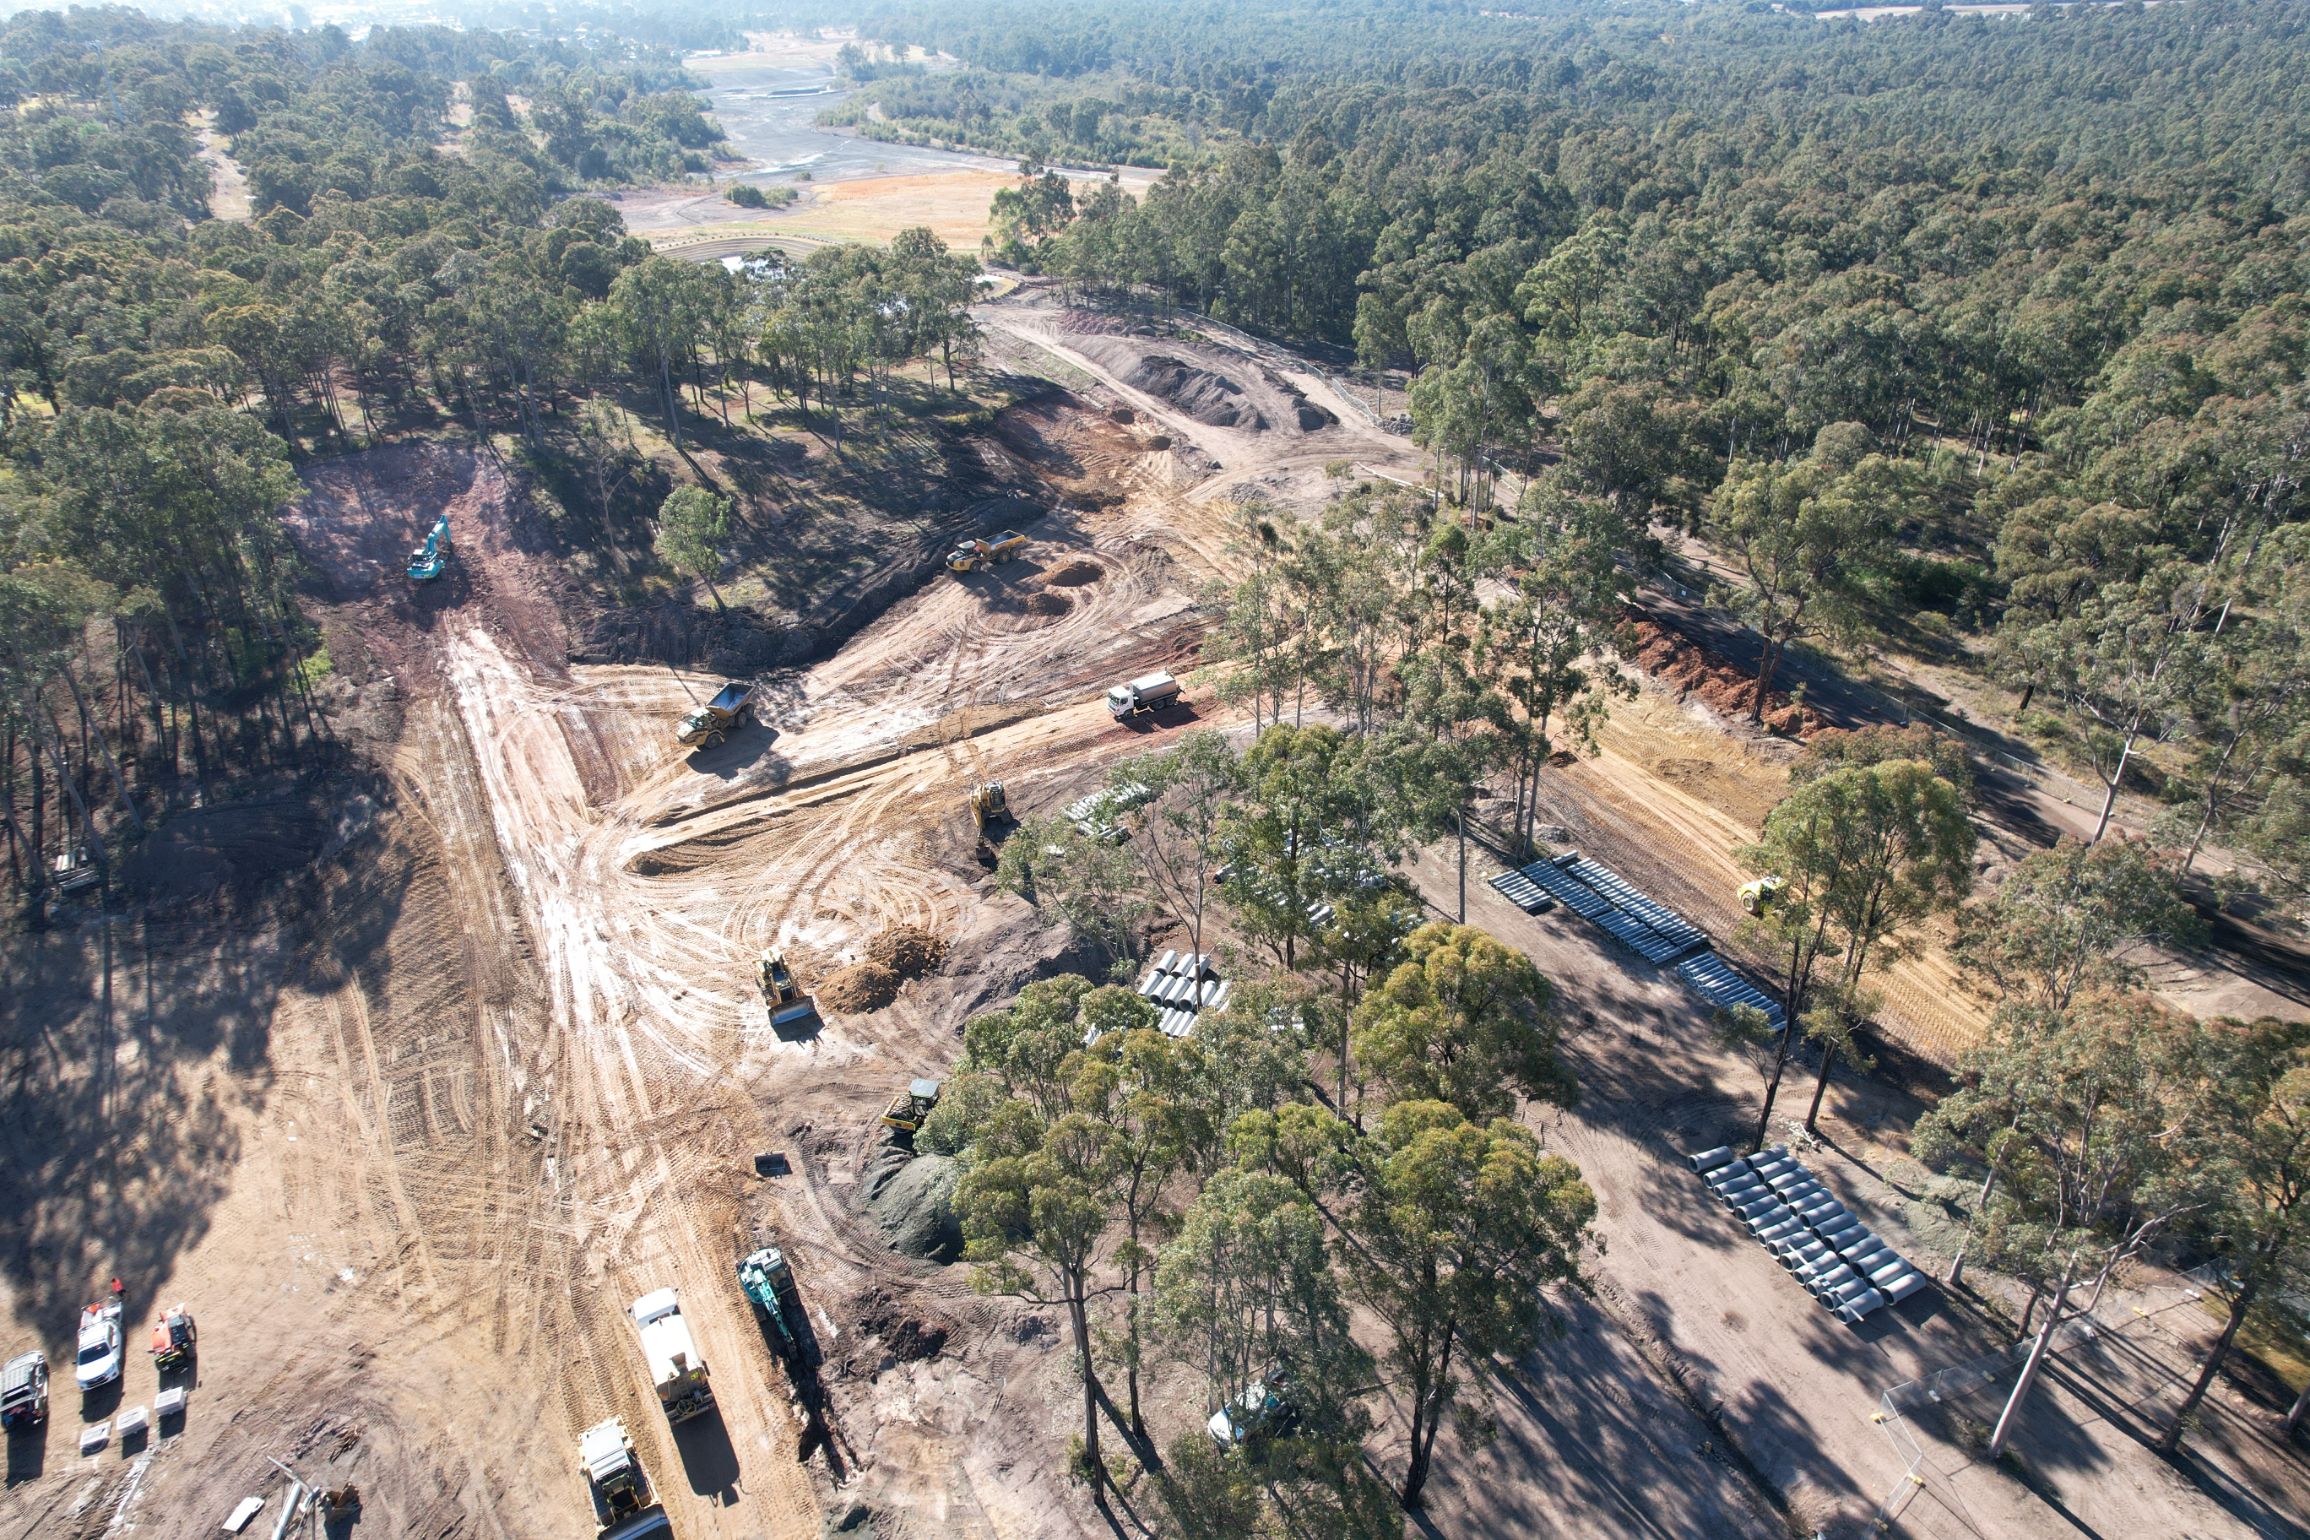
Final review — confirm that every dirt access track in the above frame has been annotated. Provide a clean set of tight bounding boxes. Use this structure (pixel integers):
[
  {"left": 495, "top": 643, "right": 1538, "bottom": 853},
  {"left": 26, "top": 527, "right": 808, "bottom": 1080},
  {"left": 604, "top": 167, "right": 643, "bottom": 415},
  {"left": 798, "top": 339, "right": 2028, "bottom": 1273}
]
[
  {"left": 0, "top": 361, "right": 1261, "bottom": 1534},
  {"left": 3, "top": 285, "right": 2301, "bottom": 1540}
]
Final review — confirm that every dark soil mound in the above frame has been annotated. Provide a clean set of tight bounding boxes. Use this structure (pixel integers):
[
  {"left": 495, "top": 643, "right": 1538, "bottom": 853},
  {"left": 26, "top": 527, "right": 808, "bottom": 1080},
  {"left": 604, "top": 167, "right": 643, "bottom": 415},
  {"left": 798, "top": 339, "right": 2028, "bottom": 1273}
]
[
  {"left": 866, "top": 924, "right": 946, "bottom": 979},
  {"left": 1046, "top": 560, "right": 1103, "bottom": 587},
  {"left": 1022, "top": 591, "right": 1071, "bottom": 617},
  {"left": 1124, "top": 354, "right": 1267, "bottom": 430},
  {"left": 818, "top": 960, "right": 900, "bottom": 1012},
  {"left": 863, "top": 1149, "right": 963, "bottom": 1262},
  {"left": 1270, "top": 372, "right": 1338, "bottom": 432}
]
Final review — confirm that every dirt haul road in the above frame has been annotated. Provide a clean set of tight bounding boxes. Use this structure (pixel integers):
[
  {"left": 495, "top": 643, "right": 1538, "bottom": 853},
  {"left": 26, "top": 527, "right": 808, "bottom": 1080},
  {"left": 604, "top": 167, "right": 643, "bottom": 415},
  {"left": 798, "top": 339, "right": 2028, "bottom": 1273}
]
[
  {"left": 0, "top": 405, "right": 1241, "bottom": 1537},
  {"left": 292, "top": 435, "right": 1232, "bottom": 1537}
]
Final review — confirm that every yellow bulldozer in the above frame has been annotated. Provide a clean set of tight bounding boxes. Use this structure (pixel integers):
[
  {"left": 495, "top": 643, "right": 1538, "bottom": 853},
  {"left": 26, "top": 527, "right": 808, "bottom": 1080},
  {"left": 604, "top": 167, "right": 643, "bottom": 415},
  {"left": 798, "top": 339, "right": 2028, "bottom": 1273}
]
[
  {"left": 756, "top": 950, "right": 819, "bottom": 1031},
  {"left": 968, "top": 781, "right": 1010, "bottom": 831}
]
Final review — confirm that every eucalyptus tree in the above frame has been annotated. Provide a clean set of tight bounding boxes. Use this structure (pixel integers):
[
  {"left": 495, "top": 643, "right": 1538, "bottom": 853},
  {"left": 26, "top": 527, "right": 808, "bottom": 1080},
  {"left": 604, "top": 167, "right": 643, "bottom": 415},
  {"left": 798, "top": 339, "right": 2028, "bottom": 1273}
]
[{"left": 1912, "top": 994, "right": 2211, "bottom": 1461}]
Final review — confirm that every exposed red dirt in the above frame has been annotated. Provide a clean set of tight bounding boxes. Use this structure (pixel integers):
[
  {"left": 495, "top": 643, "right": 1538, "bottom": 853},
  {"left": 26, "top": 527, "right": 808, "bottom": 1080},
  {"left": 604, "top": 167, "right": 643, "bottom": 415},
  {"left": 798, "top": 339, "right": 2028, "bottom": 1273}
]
[{"left": 1629, "top": 612, "right": 1821, "bottom": 737}]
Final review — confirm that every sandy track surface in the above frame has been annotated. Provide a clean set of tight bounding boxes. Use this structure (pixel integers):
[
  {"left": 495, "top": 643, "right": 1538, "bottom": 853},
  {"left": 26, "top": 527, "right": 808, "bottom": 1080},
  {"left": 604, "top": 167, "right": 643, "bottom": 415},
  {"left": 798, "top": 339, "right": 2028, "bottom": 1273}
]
[
  {"left": 294, "top": 431, "right": 1229, "bottom": 1537},
  {"left": 0, "top": 397, "right": 1241, "bottom": 1535}
]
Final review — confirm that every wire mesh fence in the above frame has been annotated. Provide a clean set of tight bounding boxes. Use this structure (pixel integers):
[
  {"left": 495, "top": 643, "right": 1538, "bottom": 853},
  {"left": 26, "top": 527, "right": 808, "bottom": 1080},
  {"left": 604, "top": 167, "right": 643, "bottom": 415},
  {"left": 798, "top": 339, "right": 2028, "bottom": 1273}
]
[{"left": 1870, "top": 1265, "right": 2219, "bottom": 1526}]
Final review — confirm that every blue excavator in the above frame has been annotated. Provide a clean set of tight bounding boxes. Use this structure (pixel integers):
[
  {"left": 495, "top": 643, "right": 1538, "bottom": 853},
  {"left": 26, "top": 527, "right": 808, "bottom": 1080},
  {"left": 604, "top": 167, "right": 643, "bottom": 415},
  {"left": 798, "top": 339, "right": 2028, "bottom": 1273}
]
[{"left": 407, "top": 512, "right": 452, "bottom": 583}]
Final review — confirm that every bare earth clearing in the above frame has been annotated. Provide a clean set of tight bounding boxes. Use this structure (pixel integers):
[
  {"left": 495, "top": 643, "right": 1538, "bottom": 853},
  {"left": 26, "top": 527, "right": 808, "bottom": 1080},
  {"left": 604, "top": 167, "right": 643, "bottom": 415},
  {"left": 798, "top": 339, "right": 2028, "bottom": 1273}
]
[{"left": 2, "top": 287, "right": 2304, "bottom": 1540}]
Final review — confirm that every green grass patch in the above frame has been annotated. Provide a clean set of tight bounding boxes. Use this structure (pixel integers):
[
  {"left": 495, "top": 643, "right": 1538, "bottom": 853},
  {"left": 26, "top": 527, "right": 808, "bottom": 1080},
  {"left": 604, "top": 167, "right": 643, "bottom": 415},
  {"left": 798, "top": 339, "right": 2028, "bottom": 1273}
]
[{"left": 294, "top": 643, "right": 334, "bottom": 692}]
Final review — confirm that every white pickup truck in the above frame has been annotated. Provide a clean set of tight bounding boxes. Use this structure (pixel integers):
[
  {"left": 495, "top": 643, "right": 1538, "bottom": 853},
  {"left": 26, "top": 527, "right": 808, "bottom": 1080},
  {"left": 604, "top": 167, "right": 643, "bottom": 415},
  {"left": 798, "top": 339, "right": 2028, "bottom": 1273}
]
[
  {"left": 628, "top": 1289, "right": 713, "bottom": 1424},
  {"left": 74, "top": 1299, "right": 122, "bottom": 1392}
]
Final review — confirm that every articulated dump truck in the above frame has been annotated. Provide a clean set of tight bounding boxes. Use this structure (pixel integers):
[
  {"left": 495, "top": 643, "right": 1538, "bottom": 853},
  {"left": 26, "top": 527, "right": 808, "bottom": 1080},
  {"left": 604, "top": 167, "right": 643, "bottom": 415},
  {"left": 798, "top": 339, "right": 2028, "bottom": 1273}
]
[
  {"left": 946, "top": 530, "right": 1027, "bottom": 573},
  {"left": 676, "top": 681, "right": 753, "bottom": 751},
  {"left": 628, "top": 1288, "right": 713, "bottom": 1424}
]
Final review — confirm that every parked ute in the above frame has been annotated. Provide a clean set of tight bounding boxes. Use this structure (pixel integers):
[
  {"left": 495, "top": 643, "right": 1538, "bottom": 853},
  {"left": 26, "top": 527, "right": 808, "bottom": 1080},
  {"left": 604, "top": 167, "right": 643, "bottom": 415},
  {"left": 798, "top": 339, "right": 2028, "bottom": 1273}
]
[
  {"left": 74, "top": 1300, "right": 122, "bottom": 1392},
  {"left": 1207, "top": 1370, "right": 1297, "bottom": 1449},
  {"left": 148, "top": 1303, "right": 196, "bottom": 1373},
  {"left": 1, "top": 1351, "right": 48, "bottom": 1429}
]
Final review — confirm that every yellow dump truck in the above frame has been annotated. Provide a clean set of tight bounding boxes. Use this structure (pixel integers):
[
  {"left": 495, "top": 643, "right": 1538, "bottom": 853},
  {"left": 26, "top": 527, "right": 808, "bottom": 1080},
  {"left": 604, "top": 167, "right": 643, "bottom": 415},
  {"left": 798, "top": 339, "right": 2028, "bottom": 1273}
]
[
  {"left": 947, "top": 531, "right": 1028, "bottom": 573},
  {"left": 676, "top": 682, "right": 753, "bottom": 750},
  {"left": 881, "top": 1078, "right": 942, "bottom": 1134}
]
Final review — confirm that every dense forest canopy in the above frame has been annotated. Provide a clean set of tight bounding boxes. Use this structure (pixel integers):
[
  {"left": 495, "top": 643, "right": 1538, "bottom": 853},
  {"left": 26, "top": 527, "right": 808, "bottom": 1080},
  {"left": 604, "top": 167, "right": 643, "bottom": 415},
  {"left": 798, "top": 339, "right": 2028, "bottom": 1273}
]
[
  {"left": 0, "top": 6, "right": 986, "bottom": 911},
  {"left": 820, "top": 0, "right": 2310, "bottom": 914}
]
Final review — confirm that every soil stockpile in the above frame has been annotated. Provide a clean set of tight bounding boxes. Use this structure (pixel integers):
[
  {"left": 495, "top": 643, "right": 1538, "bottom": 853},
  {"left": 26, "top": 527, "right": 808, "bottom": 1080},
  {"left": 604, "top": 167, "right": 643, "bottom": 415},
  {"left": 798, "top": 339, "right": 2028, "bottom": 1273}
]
[
  {"left": 1124, "top": 353, "right": 1269, "bottom": 430},
  {"left": 1630, "top": 617, "right": 1820, "bottom": 737},
  {"left": 867, "top": 924, "right": 947, "bottom": 979},
  {"left": 1046, "top": 560, "right": 1102, "bottom": 587},
  {"left": 818, "top": 960, "right": 901, "bottom": 1012},
  {"left": 863, "top": 1146, "right": 963, "bottom": 1262},
  {"left": 1272, "top": 374, "right": 1338, "bottom": 431}
]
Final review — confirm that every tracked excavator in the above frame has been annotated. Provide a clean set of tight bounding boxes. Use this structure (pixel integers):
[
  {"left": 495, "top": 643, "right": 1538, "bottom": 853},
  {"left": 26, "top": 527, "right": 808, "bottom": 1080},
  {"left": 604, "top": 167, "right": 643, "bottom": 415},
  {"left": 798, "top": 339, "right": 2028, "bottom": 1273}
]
[{"left": 407, "top": 512, "right": 451, "bottom": 583}]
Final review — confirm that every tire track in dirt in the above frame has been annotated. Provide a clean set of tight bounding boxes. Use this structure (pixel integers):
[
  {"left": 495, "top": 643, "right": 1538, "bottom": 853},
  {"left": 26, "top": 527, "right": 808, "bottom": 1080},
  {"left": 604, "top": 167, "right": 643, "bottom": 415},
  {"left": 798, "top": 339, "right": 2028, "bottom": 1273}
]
[{"left": 263, "top": 404, "right": 1255, "bottom": 1538}]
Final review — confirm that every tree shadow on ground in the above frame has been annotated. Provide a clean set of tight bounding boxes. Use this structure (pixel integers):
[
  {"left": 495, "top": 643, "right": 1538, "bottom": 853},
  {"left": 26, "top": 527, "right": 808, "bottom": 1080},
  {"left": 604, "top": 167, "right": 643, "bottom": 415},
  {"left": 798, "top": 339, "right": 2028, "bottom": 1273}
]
[{"left": 0, "top": 903, "right": 282, "bottom": 1348}]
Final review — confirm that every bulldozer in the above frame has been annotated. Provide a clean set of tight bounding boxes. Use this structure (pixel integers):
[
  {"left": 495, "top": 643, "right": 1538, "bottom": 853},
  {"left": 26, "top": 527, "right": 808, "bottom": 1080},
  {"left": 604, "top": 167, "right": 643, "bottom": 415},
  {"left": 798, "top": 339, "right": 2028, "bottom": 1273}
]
[
  {"left": 968, "top": 781, "right": 1010, "bottom": 831},
  {"left": 757, "top": 951, "right": 818, "bottom": 1031},
  {"left": 1739, "top": 875, "right": 1786, "bottom": 916},
  {"left": 880, "top": 1078, "right": 942, "bottom": 1135}
]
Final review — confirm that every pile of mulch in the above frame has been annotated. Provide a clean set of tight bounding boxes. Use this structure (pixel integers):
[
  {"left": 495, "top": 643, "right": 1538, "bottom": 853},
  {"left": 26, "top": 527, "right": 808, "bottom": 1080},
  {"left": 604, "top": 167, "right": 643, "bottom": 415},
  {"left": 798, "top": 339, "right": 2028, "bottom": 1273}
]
[
  {"left": 817, "top": 961, "right": 900, "bottom": 1013},
  {"left": 1046, "top": 560, "right": 1103, "bottom": 587},
  {"left": 863, "top": 1152, "right": 963, "bottom": 1263},
  {"left": 1629, "top": 617, "right": 1821, "bottom": 737}
]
